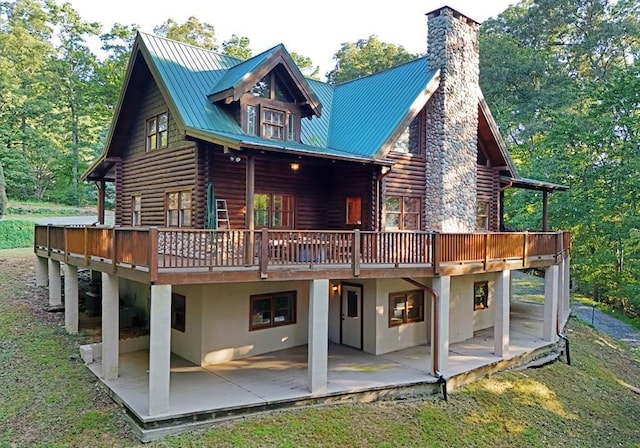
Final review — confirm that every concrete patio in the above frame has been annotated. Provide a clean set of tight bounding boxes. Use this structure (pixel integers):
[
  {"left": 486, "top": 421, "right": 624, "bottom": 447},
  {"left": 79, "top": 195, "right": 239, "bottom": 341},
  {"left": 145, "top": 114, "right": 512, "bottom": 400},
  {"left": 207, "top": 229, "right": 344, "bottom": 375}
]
[{"left": 84, "top": 299, "right": 566, "bottom": 441}]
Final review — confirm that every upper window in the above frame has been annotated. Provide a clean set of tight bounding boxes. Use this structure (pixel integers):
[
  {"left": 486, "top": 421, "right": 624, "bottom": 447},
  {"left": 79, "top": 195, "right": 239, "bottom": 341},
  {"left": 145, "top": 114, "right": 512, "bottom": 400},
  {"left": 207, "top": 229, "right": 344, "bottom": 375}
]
[
  {"left": 474, "top": 281, "right": 489, "bottom": 311},
  {"left": 385, "top": 196, "right": 421, "bottom": 230},
  {"left": 255, "top": 193, "right": 294, "bottom": 229},
  {"left": 166, "top": 190, "right": 192, "bottom": 227},
  {"left": 132, "top": 195, "right": 141, "bottom": 226},
  {"left": 389, "top": 290, "right": 424, "bottom": 327},
  {"left": 243, "top": 72, "right": 300, "bottom": 142},
  {"left": 146, "top": 112, "right": 168, "bottom": 151},
  {"left": 250, "top": 291, "right": 296, "bottom": 331},
  {"left": 476, "top": 201, "right": 489, "bottom": 231}
]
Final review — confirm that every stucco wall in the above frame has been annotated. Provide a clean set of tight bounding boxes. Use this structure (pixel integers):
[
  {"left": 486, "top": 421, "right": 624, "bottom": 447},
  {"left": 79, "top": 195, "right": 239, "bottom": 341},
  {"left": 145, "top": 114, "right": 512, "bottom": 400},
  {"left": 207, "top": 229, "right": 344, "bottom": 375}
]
[
  {"left": 198, "top": 281, "right": 310, "bottom": 365},
  {"left": 472, "top": 273, "right": 497, "bottom": 332},
  {"left": 372, "top": 278, "right": 431, "bottom": 355},
  {"left": 171, "top": 285, "right": 204, "bottom": 365}
]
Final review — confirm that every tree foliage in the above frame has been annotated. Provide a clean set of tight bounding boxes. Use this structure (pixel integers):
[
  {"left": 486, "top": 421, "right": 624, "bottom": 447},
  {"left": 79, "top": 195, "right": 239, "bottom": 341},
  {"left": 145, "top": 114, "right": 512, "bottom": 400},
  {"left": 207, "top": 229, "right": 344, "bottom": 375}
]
[
  {"left": 222, "top": 34, "right": 252, "bottom": 60},
  {"left": 480, "top": 0, "right": 640, "bottom": 315},
  {"left": 326, "top": 35, "right": 417, "bottom": 84},
  {"left": 153, "top": 16, "right": 217, "bottom": 50}
]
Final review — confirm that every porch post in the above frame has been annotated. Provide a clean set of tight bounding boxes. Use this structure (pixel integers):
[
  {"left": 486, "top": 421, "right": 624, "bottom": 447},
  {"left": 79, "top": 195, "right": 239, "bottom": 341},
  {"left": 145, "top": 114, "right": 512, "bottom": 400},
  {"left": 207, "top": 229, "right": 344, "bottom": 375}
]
[
  {"left": 35, "top": 256, "right": 48, "bottom": 287},
  {"left": 431, "top": 276, "right": 450, "bottom": 374},
  {"left": 308, "top": 279, "right": 329, "bottom": 393},
  {"left": 101, "top": 272, "right": 119, "bottom": 380},
  {"left": 543, "top": 264, "right": 559, "bottom": 342},
  {"left": 63, "top": 264, "right": 79, "bottom": 334},
  {"left": 493, "top": 270, "right": 510, "bottom": 357},
  {"left": 149, "top": 284, "right": 172, "bottom": 416},
  {"left": 47, "top": 259, "right": 62, "bottom": 307},
  {"left": 542, "top": 190, "right": 549, "bottom": 232},
  {"left": 563, "top": 254, "right": 571, "bottom": 323},
  {"left": 97, "top": 181, "right": 106, "bottom": 224}
]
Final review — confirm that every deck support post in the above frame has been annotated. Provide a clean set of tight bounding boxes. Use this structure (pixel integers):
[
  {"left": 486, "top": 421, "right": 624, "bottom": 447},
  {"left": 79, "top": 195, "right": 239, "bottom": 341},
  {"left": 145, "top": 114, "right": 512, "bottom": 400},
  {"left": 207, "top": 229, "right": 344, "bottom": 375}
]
[
  {"left": 47, "top": 259, "right": 62, "bottom": 307},
  {"left": 563, "top": 254, "right": 571, "bottom": 324},
  {"left": 543, "top": 264, "right": 559, "bottom": 342},
  {"left": 35, "top": 256, "right": 48, "bottom": 287},
  {"left": 63, "top": 264, "right": 78, "bottom": 334},
  {"left": 101, "top": 272, "right": 119, "bottom": 380},
  {"left": 432, "top": 276, "right": 450, "bottom": 374},
  {"left": 149, "top": 284, "right": 172, "bottom": 416},
  {"left": 493, "top": 270, "right": 510, "bottom": 357},
  {"left": 308, "top": 279, "right": 329, "bottom": 393}
]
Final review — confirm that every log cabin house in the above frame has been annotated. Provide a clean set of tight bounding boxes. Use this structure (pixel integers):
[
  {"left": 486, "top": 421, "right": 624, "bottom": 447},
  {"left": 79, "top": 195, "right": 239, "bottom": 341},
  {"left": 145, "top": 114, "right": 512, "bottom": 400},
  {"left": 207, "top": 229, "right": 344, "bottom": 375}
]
[{"left": 34, "top": 6, "right": 571, "bottom": 438}]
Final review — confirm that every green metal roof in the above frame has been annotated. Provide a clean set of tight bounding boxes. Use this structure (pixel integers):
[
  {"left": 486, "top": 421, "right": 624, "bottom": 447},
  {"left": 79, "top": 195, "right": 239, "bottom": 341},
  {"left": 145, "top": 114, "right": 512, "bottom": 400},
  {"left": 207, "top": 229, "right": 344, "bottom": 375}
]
[
  {"left": 329, "top": 58, "right": 436, "bottom": 156},
  {"left": 208, "top": 44, "right": 284, "bottom": 97},
  {"left": 138, "top": 32, "right": 436, "bottom": 161}
]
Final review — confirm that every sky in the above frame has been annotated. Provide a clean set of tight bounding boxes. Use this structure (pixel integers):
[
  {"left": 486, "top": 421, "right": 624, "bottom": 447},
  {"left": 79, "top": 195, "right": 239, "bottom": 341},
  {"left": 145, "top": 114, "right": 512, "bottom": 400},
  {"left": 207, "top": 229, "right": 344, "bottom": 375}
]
[{"left": 64, "top": 0, "right": 516, "bottom": 79}]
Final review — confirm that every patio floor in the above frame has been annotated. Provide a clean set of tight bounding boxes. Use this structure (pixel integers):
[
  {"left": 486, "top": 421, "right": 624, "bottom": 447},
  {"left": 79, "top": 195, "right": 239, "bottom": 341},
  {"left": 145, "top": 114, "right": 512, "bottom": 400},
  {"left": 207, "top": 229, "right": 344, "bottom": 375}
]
[{"left": 85, "top": 299, "right": 563, "bottom": 441}]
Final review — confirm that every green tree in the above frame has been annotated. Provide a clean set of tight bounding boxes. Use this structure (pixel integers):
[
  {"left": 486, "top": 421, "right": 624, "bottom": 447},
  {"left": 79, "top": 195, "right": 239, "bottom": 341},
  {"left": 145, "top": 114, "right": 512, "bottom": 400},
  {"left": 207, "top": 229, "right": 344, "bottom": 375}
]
[
  {"left": 326, "top": 35, "right": 417, "bottom": 84},
  {"left": 291, "top": 51, "right": 320, "bottom": 80},
  {"left": 49, "top": 2, "right": 101, "bottom": 205},
  {"left": 222, "top": 34, "right": 251, "bottom": 60},
  {"left": 153, "top": 16, "right": 217, "bottom": 50}
]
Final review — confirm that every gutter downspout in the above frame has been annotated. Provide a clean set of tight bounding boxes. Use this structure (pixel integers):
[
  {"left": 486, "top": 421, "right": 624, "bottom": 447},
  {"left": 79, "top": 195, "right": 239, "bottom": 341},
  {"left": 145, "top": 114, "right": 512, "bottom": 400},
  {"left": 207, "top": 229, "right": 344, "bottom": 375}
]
[{"left": 402, "top": 277, "right": 447, "bottom": 401}]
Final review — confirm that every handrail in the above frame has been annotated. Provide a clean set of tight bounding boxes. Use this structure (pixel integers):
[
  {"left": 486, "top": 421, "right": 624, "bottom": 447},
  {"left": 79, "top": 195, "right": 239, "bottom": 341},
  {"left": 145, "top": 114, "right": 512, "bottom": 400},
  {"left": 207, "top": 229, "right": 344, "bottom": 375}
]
[{"left": 33, "top": 225, "right": 572, "bottom": 278}]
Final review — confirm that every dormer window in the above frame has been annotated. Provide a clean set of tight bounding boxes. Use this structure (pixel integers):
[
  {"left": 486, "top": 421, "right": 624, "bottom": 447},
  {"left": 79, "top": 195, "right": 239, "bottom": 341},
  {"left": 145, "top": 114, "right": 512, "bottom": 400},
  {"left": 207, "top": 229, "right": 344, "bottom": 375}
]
[{"left": 242, "top": 71, "right": 301, "bottom": 142}]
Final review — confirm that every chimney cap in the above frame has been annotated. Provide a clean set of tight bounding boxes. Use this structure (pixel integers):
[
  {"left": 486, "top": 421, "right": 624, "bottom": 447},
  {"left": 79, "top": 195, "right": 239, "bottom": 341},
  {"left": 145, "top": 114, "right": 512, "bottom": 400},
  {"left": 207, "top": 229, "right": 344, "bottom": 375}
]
[{"left": 425, "top": 5, "right": 482, "bottom": 26}]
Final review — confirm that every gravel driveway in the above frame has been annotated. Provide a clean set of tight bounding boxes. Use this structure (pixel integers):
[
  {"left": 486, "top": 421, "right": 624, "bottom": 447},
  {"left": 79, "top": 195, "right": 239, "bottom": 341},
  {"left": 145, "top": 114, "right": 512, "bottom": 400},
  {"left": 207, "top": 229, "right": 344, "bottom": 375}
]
[{"left": 572, "top": 302, "right": 640, "bottom": 349}]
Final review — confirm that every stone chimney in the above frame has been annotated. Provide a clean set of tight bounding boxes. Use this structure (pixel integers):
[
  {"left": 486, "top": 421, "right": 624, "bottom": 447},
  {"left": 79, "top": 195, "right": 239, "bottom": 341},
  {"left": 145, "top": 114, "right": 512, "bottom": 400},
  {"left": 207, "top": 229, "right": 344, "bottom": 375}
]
[{"left": 423, "top": 6, "right": 480, "bottom": 233}]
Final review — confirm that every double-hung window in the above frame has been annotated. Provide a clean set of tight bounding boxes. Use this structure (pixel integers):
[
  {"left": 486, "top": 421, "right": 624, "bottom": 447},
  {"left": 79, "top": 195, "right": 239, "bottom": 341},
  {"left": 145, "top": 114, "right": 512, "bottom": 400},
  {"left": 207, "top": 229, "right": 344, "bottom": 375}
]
[
  {"left": 146, "top": 112, "right": 168, "bottom": 151},
  {"left": 166, "top": 190, "right": 192, "bottom": 227},
  {"left": 132, "top": 195, "right": 141, "bottom": 226}
]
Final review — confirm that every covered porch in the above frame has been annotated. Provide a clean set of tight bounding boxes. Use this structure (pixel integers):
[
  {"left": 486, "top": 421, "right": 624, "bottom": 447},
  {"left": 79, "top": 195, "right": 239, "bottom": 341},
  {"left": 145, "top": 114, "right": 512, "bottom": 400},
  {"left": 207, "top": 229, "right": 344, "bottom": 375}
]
[{"left": 83, "top": 296, "right": 567, "bottom": 441}]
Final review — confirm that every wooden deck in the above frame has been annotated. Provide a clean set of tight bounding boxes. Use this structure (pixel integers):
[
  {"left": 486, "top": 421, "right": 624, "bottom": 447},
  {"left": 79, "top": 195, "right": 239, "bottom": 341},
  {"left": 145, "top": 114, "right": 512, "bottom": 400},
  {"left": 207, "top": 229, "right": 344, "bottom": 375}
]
[{"left": 34, "top": 225, "right": 571, "bottom": 285}]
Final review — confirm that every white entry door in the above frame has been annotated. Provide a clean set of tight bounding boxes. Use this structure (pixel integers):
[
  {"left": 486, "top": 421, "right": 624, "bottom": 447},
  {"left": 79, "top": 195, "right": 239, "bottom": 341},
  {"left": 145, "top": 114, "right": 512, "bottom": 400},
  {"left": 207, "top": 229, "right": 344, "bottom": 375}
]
[{"left": 341, "top": 284, "right": 362, "bottom": 349}]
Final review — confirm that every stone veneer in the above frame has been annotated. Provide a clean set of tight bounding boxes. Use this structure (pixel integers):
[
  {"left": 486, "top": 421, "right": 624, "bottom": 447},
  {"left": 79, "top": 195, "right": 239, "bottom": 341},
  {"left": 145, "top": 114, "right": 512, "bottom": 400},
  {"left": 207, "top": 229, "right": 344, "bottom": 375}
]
[{"left": 424, "top": 7, "right": 480, "bottom": 232}]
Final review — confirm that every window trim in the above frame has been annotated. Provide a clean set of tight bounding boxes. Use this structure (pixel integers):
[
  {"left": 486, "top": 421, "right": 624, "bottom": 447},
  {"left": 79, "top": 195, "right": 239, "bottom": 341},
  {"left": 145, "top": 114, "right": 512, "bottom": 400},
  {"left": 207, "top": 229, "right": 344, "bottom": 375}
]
[
  {"left": 254, "top": 192, "right": 295, "bottom": 229},
  {"left": 389, "top": 290, "right": 424, "bottom": 327},
  {"left": 476, "top": 201, "right": 489, "bottom": 231},
  {"left": 165, "top": 189, "right": 192, "bottom": 228},
  {"left": 474, "top": 281, "right": 489, "bottom": 311},
  {"left": 385, "top": 196, "right": 421, "bottom": 230},
  {"left": 171, "top": 293, "right": 186, "bottom": 332},
  {"left": 132, "top": 195, "right": 141, "bottom": 226},
  {"left": 146, "top": 112, "right": 168, "bottom": 151},
  {"left": 250, "top": 291, "right": 297, "bottom": 331}
]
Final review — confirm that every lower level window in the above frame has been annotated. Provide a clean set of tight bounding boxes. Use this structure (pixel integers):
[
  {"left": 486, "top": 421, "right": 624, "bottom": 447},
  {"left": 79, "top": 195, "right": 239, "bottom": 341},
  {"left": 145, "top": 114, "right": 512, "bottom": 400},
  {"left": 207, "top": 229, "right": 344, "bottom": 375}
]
[
  {"left": 171, "top": 293, "right": 186, "bottom": 332},
  {"left": 389, "top": 290, "right": 424, "bottom": 327},
  {"left": 474, "top": 281, "right": 489, "bottom": 310},
  {"left": 250, "top": 291, "right": 296, "bottom": 330}
]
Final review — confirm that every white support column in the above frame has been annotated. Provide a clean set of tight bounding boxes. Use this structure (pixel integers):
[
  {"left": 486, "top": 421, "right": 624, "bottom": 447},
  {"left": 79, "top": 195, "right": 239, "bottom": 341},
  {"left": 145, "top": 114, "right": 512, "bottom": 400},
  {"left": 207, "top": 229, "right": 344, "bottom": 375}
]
[
  {"left": 63, "top": 264, "right": 79, "bottom": 334},
  {"left": 543, "top": 264, "right": 559, "bottom": 343},
  {"left": 308, "top": 279, "right": 329, "bottom": 394},
  {"left": 35, "top": 256, "right": 48, "bottom": 287},
  {"left": 101, "top": 272, "right": 119, "bottom": 380},
  {"left": 48, "top": 259, "right": 62, "bottom": 307},
  {"left": 431, "top": 276, "right": 450, "bottom": 374},
  {"left": 148, "top": 284, "right": 172, "bottom": 416},
  {"left": 564, "top": 254, "right": 571, "bottom": 322},
  {"left": 493, "top": 270, "right": 511, "bottom": 357}
]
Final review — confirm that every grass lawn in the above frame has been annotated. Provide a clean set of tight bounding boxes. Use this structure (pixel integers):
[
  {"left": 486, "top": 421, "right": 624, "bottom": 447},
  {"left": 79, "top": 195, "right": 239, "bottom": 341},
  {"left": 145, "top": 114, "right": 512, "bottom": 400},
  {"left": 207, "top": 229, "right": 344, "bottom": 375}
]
[{"left": 1, "top": 248, "right": 640, "bottom": 447}]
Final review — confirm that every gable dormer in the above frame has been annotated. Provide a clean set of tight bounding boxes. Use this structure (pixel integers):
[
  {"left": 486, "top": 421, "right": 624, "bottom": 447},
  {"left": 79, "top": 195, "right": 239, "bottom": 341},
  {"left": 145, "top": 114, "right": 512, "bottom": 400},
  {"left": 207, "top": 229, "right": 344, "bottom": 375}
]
[{"left": 208, "top": 45, "right": 321, "bottom": 144}]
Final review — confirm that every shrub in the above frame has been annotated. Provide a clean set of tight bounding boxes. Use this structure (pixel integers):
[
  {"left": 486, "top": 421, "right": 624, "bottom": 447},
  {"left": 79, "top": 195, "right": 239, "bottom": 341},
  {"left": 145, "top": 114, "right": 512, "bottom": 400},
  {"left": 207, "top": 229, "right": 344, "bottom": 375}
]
[{"left": 0, "top": 220, "right": 34, "bottom": 249}]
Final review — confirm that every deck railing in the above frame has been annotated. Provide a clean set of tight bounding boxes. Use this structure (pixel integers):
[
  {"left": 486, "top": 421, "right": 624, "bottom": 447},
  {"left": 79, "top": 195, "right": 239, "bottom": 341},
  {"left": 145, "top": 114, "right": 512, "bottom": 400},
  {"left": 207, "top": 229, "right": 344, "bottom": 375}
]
[{"left": 34, "top": 225, "right": 571, "bottom": 280}]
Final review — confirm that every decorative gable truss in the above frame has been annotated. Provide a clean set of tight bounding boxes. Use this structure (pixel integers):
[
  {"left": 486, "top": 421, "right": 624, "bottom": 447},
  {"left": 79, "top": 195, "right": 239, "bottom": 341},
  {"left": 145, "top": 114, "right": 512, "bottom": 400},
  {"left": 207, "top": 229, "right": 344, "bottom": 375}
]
[{"left": 208, "top": 45, "right": 322, "bottom": 143}]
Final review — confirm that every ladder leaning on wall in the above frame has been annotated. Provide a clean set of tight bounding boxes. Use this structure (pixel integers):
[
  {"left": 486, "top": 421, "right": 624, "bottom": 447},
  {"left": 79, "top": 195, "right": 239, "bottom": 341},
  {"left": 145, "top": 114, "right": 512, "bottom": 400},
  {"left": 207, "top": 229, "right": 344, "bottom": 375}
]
[{"left": 215, "top": 199, "right": 230, "bottom": 230}]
